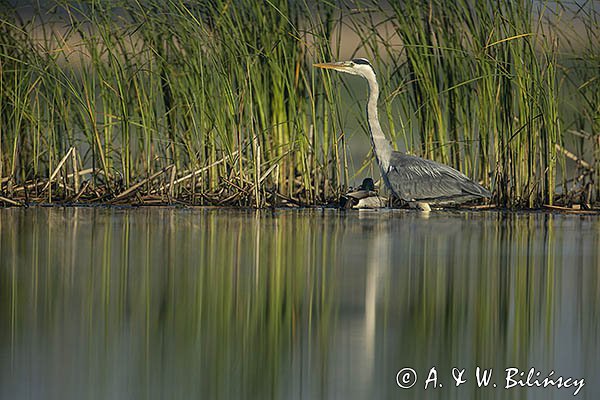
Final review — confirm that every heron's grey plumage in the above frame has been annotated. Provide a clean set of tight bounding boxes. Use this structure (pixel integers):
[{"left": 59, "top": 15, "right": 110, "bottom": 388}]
[
  {"left": 315, "top": 58, "right": 491, "bottom": 206},
  {"left": 386, "top": 152, "right": 491, "bottom": 203}
]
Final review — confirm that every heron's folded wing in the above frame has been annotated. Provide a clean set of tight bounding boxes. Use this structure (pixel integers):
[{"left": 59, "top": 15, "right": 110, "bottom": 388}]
[{"left": 387, "top": 152, "right": 490, "bottom": 201}]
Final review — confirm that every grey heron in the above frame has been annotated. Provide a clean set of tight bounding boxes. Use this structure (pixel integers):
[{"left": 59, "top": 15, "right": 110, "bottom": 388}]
[{"left": 315, "top": 58, "right": 491, "bottom": 208}]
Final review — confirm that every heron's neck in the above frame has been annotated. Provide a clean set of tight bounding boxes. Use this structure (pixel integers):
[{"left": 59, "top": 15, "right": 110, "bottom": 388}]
[{"left": 365, "top": 73, "right": 393, "bottom": 171}]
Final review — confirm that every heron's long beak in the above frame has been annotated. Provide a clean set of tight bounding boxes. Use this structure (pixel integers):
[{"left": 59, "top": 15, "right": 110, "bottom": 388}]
[{"left": 313, "top": 61, "right": 348, "bottom": 72}]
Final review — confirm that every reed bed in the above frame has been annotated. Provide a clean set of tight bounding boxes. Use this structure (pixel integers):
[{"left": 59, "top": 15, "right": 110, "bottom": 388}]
[
  {"left": 349, "top": 0, "right": 598, "bottom": 208},
  {"left": 0, "top": 0, "right": 598, "bottom": 208}
]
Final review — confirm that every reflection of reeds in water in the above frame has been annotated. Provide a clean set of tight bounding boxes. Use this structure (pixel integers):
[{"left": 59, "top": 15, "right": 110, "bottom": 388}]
[
  {"left": 0, "top": 209, "right": 599, "bottom": 398},
  {"left": 0, "top": 208, "right": 343, "bottom": 398},
  {"left": 375, "top": 211, "right": 600, "bottom": 398},
  {"left": 0, "top": 1, "right": 599, "bottom": 207}
]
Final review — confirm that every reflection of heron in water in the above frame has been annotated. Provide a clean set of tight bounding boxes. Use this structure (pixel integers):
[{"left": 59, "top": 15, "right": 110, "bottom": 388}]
[
  {"left": 341, "top": 178, "right": 386, "bottom": 209},
  {"left": 315, "top": 58, "right": 491, "bottom": 210}
]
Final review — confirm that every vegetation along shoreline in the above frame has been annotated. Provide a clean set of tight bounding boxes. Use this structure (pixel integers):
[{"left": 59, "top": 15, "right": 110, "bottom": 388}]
[{"left": 1, "top": 1, "right": 599, "bottom": 210}]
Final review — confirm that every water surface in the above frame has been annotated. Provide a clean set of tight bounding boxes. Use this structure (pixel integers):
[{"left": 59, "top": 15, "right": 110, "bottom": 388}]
[{"left": 1, "top": 207, "right": 599, "bottom": 399}]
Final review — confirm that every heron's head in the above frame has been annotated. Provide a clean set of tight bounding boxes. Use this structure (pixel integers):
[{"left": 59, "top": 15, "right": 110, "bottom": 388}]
[{"left": 313, "top": 58, "right": 374, "bottom": 79}]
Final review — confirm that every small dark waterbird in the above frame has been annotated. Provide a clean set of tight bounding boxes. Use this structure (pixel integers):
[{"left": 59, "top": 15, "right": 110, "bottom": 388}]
[
  {"left": 315, "top": 58, "right": 491, "bottom": 209},
  {"left": 341, "top": 177, "right": 386, "bottom": 209}
]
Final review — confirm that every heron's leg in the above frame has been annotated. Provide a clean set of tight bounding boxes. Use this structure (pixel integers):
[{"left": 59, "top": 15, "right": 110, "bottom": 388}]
[{"left": 416, "top": 202, "right": 431, "bottom": 212}]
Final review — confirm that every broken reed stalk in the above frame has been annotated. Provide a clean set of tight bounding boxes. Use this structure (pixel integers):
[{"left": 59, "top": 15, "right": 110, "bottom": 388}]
[
  {"left": 0, "top": 194, "right": 22, "bottom": 206},
  {"left": 556, "top": 144, "right": 593, "bottom": 171},
  {"left": 156, "top": 150, "right": 239, "bottom": 193},
  {"left": 42, "top": 147, "right": 74, "bottom": 193},
  {"left": 112, "top": 166, "right": 174, "bottom": 202}
]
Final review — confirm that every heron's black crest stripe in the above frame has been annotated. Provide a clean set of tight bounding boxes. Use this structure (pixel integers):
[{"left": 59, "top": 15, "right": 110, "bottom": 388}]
[{"left": 352, "top": 58, "right": 371, "bottom": 66}]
